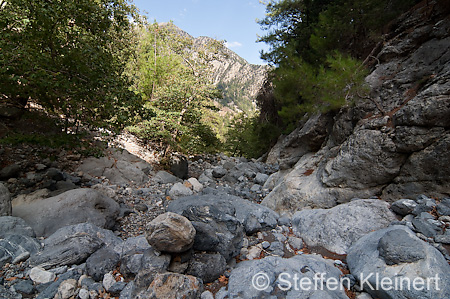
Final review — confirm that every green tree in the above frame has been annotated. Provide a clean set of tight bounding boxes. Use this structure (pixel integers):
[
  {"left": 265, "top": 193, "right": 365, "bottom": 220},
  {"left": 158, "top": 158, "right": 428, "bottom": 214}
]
[
  {"left": 257, "top": 0, "right": 417, "bottom": 132},
  {"left": 126, "top": 22, "right": 223, "bottom": 154},
  {"left": 0, "top": 0, "right": 142, "bottom": 131}
]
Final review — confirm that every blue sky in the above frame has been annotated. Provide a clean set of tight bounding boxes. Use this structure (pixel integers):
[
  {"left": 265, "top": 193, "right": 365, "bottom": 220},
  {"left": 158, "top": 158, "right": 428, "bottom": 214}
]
[{"left": 132, "top": 0, "right": 270, "bottom": 65}]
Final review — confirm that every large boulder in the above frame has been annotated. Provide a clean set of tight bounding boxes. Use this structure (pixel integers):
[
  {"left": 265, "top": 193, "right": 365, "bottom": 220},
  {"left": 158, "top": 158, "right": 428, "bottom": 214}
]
[
  {"left": 222, "top": 255, "right": 348, "bottom": 299},
  {"left": 13, "top": 188, "right": 120, "bottom": 237},
  {"left": 146, "top": 212, "right": 196, "bottom": 253},
  {"left": 261, "top": 153, "right": 377, "bottom": 213},
  {"left": 168, "top": 194, "right": 279, "bottom": 260},
  {"left": 0, "top": 183, "right": 12, "bottom": 216},
  {"left": 77, "top": 148, "right": 150, "bottom": 185},
  {"left": 347, "top": 225, "right": 450, "bottom": 299},
  {"left": 292, "top": 199, "right": 397, "bottom": 255},
  {"left": 28, "top": 226, "right": 105, "bottom": 269}
]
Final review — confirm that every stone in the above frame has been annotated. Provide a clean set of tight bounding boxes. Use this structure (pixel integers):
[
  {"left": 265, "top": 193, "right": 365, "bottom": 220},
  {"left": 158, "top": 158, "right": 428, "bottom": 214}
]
[
  {"left": 54, "top": 279, "right": 77, "bottom": 299},
  {"left": 30, "top": 267, "right": 56, "bottom": 284},
  {"left": 86, "top": 246, "right": 120, "bottom": 281},
  {"left": 0, "top": 183, "right": 11, "bottom": 216},
  {"left": 152, "top": 171, "right": 181, "bottom": 184},
  {"left": 223, "top": 255, "right": 348, "bottom": 298},
  {"left": 434, "top": 235, "right": 450, "bottom": 244},
  {"left": 0, "top": 234, "right": 41, "bottom": 266},
  {"left": 267, "top": 241, "right": 284, "bottom": 256},
  {"left": 0, "top": 239, "right": 29, "bottom": 266},
  {"left": 201, "top": 290, "right": 214, "bottom": 299},
  {"left": 186, "top": 253, "right": 227, "bottom": 283},
  {"left": 12, "top": 188, "right": 50, "bottom": 207},
  {"left": 187, "top": 178, "right": 203, "bottom": 192},
  {"left": 169, "top": 194, "right": 278, "bottom": 260},
  {"left": 347, "top": 225, "right": 450, "bottom": 299},
  {"left": 46, "top": 223, "right": 122, "bottom": 249},
  {"left": 437, "top": 199, "right": 450, "bottom": 216},
  {"left": 78, "top": 151, "right": 149, "bottom": 184},
  {"left": 388, "top": 133, "right": 450, "bottom": 199},
  {"left": 13, "top": 188, "right": 120, "bottom": 237},
  {"left": 390, "top": 198, "right": 417, "bottom": 216},
  {"left": 377, "top": 229, "right": 426, "bottom": 265},
  {"left": 4, "top": 234, "right": 41, "bottom": 255},
  {"left": 250, "top": 184, "right": 262, "bottom": 193},
  {"left": 119, "top": 247, "right": 170, "bottom": 279},
  {"left": 168, "top": 182, "right": 193, "bottom": 198},
  {"left": 261, "top": 154, "right": 377, "bottom": 213},
  {"left": 212, "top": 167, "right": 227, "bottom": 178},
  {"left": 0, "top": 163, "right": 21, "bottom": 180},
  {"left": 292, "top": 199, "right": 396, "bottom": 254},
  {"left": 0, "top": 285, "right": 22, "bottom": 299},
  {"left": 412, "top": 216, "right": 443, "bottom": 237},
  {"left": 28, "top": 228, "right": 104, "bottom": 269},
  {"left": 169, "top": 194, "right": 278, "bottom": 235},
  {"left": 146, "top": 212, "right": 196, "bottom": 253},
  {"left": 254, "top": 173, "right": 269, "bottom": 185},
  {"left": 113, "top": 235, "right": 151, "bottom": 257},
  {"left": 35, "top": 269, "right": 82, "bottom": 299},
  {"left": 145, "top": 273, "right": 203, "bottom": 299},
  {"left": 102, "top": 272, "right": 117, "bottom": 292},
  {"left": 247, "top": 244, "right": 263, "bottom": 260},
  {"left": 12, "top": 279, "right": 35, "bottom": 295},
  {"left": 0, "top": 216, "right": 35, "bottom": 238},
  {"left": 287, "top": 236, "right": 303, "bottom": 250}
]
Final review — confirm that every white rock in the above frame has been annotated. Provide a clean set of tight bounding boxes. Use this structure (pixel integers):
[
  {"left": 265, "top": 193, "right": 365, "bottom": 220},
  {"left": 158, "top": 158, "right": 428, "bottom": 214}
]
[
  {"left": 78, "top": 288, "right": 90, "bottom": 299},
  {"left": 247, "top": 244, "right": 263, "bottom": 260},
  {"left": 201, "top": 290, "right": 215, "bottom": 299},
  {"left": 102, "top": 272, "right": 116, "bottom": 291},
  {"left": 55, "top": 279, "right": 77, "bottom": 299},
  {"left": 188, "top": 178, "right": 203, "bottom": 192},
  {"left": 29, "top": 266, "right": 56, "bottom": 284}
]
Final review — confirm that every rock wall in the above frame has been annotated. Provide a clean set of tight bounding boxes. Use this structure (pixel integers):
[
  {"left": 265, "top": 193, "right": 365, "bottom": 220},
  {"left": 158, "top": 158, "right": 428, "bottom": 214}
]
[{"left": 263, "top": 0, "right": 450, "bottom": 213}]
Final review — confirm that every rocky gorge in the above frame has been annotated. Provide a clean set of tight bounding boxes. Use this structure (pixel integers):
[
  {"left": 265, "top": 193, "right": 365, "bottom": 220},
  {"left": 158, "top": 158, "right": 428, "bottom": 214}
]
[{"left": 1, "top": 1, "right": 450, "bottom": 299}]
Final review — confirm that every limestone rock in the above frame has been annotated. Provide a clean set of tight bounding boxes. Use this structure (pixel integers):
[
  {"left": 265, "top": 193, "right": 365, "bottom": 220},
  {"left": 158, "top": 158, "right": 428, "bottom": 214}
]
[
  {"left": 145, "top": 273, "right": 203, "bottom": 299},
  {"left": 146, "top": 212, "right": 196, "bottom": 253},
  {"left": 223, "top": 255, "right": 348, "bottom": 298},
  {"left": 30, "top": 267, "right": 56, "bottom": 284},
  {"left": 347, "top": 225, "right": 450, "bottom": 298},
  {"left": 13, "top": 188, "right": 120, "bottom": 237},
  {"left": 292, "top": 199, "right": 397, "bottom": 255}
]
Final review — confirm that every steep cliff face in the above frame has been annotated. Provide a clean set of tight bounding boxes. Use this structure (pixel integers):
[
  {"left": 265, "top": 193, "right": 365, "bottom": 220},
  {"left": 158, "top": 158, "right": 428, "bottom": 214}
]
[
  {"left": 194, "top": 36, "right": 268, "bottom": 113},
  {"left": 162, "top": 23, "right": 268, "bottom": 114},
  {"left": 262, "top": 0, "right": 450, "bottom": 213}
]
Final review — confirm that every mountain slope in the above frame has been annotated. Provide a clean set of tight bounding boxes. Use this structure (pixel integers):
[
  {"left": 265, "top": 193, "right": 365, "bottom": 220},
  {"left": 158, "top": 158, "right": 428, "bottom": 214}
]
[{"left": 161, "top": 23, "right": 268, "bottom": 114}]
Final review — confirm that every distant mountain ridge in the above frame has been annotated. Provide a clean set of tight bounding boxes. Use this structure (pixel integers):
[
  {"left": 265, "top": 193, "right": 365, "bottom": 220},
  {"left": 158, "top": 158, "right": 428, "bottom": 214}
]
[{"left": 161, "top": 23, "right": 269, "bottom": 114}]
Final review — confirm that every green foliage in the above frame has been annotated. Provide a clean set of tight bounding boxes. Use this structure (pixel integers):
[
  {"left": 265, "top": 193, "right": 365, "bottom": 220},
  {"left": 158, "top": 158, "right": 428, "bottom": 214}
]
[
  {"left": 224, "top": 113, "right": 281, "bottom": 159},
  {"left": 274, "top": 52, "right": 369, "bottom": 129},
  {"left": 126, "top": 23, "right": 224, "bottom": 154},
  {"left": 257, "top": 0, "right": 417, "bottom": 133},
  {"left": 0, "top": 0, "right": 143, "bottom": 131}
]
